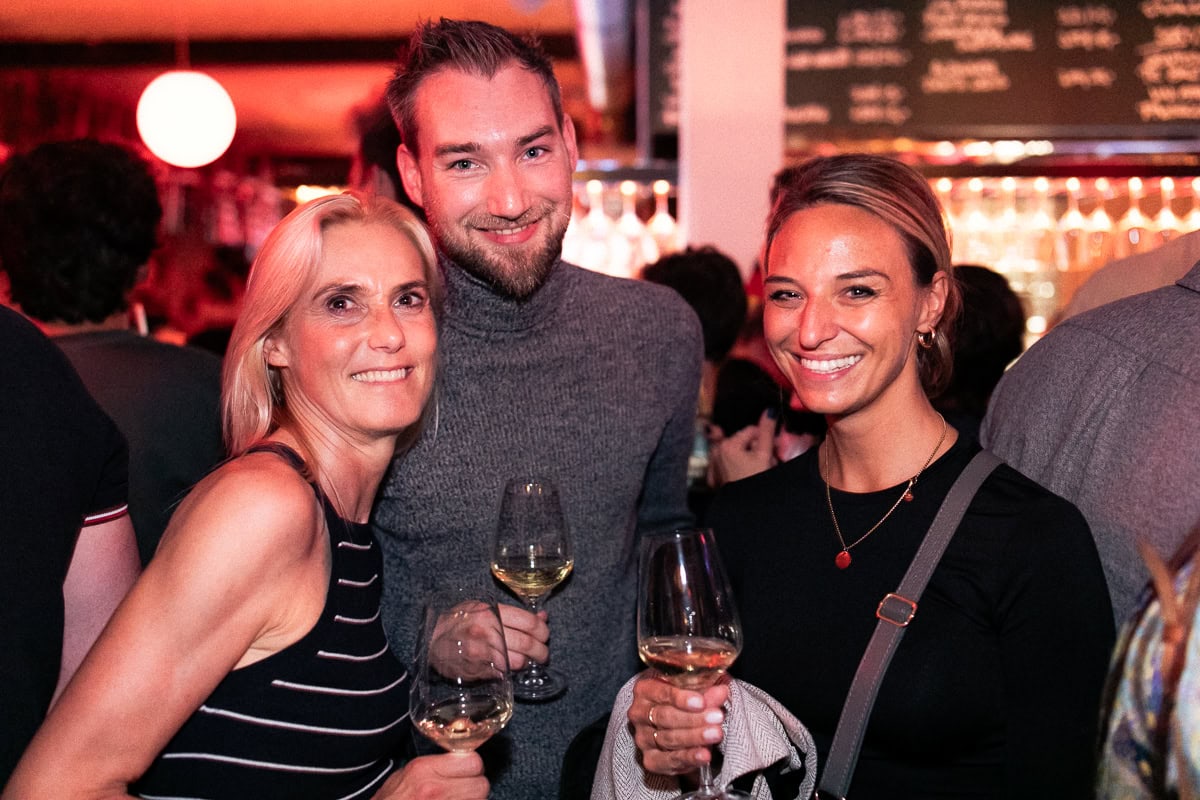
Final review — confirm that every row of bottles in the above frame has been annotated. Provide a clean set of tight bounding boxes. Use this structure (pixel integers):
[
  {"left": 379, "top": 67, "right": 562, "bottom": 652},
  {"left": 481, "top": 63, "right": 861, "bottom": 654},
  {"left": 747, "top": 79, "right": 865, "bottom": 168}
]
[
  {"left": 563, "top": 179, "right": 683, "bottom": 278},
  {"left": 558, "top": 172, "right": 1199, "bottom": 335},
  {"left": 932, "top": 175, "right": 1200, "bottom": 334}
]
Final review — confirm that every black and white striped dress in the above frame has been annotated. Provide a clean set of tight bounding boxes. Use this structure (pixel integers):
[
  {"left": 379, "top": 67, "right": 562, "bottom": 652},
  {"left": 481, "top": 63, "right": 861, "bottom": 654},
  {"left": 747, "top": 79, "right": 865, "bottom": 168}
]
[{"left": 134, "top": 444, "right": 411, "bottom": 800}]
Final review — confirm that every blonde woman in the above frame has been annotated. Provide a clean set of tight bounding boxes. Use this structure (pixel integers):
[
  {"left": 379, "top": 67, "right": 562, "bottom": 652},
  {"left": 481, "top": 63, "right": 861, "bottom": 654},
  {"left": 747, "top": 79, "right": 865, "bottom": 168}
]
[{"left": 5, "top": 193, "right": 546, "bottom": 800}]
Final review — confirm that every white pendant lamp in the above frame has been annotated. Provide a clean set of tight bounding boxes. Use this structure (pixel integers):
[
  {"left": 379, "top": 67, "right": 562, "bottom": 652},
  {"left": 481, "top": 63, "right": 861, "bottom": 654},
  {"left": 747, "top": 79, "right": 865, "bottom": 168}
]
[{"left": 137, "top": 67, "right": 236, "bottom": 169}]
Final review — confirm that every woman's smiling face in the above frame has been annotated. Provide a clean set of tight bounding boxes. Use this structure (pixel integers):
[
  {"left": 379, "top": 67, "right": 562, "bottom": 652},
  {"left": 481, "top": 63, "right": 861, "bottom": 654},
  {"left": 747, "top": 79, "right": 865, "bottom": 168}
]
[
  {"left": 763, "top": 202, "right": 945, "bottom": 421},
  {"left": 266, "top": 220, "right": 437, "bottom": 446}
]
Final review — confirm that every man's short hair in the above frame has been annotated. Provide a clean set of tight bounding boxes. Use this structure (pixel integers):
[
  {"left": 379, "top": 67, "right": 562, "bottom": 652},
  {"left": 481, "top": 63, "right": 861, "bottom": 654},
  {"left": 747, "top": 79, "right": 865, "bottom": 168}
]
[
  {"left": 386, "top": 18, "right": 565, "bottom": 157},
  {"left": 0, "top": 139, "right": 161, "bottom": 324}
]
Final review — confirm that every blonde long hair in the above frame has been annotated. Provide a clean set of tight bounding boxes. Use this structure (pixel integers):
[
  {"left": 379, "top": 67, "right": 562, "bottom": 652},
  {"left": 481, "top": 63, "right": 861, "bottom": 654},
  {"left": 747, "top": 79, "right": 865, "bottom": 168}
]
[{"left": 222, "top": 192, "right": 441, "bottom": 459}]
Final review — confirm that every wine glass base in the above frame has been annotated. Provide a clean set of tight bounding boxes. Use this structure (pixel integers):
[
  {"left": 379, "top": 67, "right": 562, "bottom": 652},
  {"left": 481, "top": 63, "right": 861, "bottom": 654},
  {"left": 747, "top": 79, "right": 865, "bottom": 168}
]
[{"left": 512, "top": 667, "right": 567, "bottom": 702}]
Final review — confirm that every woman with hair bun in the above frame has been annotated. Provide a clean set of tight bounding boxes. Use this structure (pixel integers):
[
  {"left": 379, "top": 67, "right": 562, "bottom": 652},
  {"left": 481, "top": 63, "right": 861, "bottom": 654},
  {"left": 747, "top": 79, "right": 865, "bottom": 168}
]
[{"left": 620, "top": 154, "right": 1114, "bottom": 799}]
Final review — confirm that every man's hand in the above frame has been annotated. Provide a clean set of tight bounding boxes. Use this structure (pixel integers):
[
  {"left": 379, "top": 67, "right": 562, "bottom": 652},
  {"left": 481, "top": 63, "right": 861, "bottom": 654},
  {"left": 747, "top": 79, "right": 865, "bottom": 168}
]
[{"left": 496, "top": 603, "right": 550, "bottom": 670}]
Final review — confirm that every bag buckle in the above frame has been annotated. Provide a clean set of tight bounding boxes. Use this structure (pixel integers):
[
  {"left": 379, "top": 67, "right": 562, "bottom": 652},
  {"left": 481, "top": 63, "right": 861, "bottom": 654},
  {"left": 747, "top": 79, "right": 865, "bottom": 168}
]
[{"left": 876, "top": 592, "right": 917, "bottom": 627}]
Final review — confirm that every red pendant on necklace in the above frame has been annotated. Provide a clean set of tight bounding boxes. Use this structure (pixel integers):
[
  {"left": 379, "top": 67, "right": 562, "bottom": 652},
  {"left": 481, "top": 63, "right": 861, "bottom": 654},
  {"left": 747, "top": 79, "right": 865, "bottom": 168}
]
[
  {"left": 835, "top": 550, "right": 852, "bottom": 569},
  {"left": 903, "top": 490, "right": 914, "bottom": 502}
]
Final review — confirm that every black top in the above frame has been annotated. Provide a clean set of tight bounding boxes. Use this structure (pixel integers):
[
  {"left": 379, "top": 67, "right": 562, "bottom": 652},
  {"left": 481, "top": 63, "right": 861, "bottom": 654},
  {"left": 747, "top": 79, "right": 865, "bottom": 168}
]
[
  {"left": 55, "top": 329, "right": 223, "bottom": 564},
  {"left": 706, "top": 432, "right": 1115, "bottom": 799},
  {"left": 0, "top": 307, "right": 129, "bottom": 784},
  {"left": 133, "top": 443, "right": 412, "bottom": 799}
]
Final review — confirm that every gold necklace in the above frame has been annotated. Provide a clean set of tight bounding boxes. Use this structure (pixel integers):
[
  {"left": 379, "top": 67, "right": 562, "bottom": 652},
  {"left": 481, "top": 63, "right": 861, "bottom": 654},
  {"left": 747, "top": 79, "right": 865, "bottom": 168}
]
[{"left": 823, "top": 414, "right": 949, "bottom": 570}]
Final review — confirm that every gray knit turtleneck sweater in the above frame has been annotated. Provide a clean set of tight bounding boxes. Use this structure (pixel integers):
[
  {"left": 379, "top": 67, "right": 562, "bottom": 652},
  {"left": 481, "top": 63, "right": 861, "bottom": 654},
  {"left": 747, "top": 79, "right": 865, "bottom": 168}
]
[{"left": 372, "top": 258, "right": 702, "bottom": 799}]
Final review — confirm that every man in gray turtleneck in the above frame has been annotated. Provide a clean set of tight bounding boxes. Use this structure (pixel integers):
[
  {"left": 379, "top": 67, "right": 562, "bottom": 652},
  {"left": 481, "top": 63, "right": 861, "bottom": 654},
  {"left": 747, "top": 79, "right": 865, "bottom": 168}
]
[{"left": 372, "top": 18, "right": 703, "bottom": 800}]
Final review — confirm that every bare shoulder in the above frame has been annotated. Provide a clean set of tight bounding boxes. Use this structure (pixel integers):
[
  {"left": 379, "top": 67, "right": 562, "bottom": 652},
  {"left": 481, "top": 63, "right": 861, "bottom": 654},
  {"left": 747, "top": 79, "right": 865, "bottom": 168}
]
[{"left": 156, "top": 450, "right": 324, "bottom": 579}]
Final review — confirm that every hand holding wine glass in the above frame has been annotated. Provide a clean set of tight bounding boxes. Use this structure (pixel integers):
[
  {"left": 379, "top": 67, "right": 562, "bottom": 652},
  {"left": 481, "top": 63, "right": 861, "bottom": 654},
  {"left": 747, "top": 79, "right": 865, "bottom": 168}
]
[
  {"left": 490, "top": 476, "right": 573, "bottom": 701},
  {"left": 409, "top": 588, "right": 514, "bottom": 755},
  {"left": 637, "top": 528, "right": 749, "bottom": 800}
]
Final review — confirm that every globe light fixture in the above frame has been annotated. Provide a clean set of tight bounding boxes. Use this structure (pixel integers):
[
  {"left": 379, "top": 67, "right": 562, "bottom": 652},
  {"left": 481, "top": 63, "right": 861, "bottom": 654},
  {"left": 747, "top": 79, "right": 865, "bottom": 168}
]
[{"left": 137, "top": 70, "right": 236, "bottom": 168}]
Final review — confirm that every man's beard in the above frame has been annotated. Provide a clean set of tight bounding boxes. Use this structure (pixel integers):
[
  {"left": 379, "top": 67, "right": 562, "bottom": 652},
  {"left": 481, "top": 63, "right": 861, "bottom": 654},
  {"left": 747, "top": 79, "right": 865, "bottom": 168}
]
[{"left": 431, "top": 202, "right": 570, "bottom": 300}]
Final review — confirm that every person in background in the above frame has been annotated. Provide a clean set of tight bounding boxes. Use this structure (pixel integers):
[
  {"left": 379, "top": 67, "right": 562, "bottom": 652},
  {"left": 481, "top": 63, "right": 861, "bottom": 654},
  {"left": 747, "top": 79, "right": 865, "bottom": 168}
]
[
  {"left": 728, "top": 303, "right": 789, "bottom": 388},
  {"left": 1098, "top": 524, "right": 1200, "bottom": 798},
  {"left": 185, "top": 244, "right": 252, "bottom": 357},
  {"left": 0, "top": 306, "right": 139, "bottom": 787},
  {"left": 5, "top": 193, "right": 538, "bottom": 799},
  {"left": 0, "top": 139, "right": 224, "bottom": 565},
  {"left": 375, "top": 18, "right": 702, "bottom": 799},
  {"left": 932, "top": 264, "right": 1025, "bottom": 440},
  {"left": 350, "top": 96, "right": 419, "bottom": 211},
  {"left": 705, "top": 358, "right": 826, "bottom": 489},
  {"left": 981, "top": 259, "right": 1200, "bottom": 625},
  {"left": 130, "top": 232, "right": 223, "bottom": 345},
  {"left": 642, "top": 245, "right": 748, "bottom": 516},
  {"left": 621, "top": 154, "right": 1114, "bottom": 798}
]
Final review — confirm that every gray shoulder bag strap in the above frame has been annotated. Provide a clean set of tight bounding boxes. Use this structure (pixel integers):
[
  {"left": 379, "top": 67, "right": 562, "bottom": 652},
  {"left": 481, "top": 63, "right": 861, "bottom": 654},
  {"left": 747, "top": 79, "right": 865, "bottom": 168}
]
[{"left": 815, "top": 449, "right": 1003, "bottom": 799}]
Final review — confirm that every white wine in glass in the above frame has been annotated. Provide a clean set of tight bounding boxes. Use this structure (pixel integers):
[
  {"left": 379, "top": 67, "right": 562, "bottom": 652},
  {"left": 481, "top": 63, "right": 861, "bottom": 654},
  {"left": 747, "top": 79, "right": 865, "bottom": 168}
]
[
  {"left": 491, "top": 476, "right": 573, "bottom": 701},
  {"left": 638, "top": 634, "right": 740, "bottom": 691},
  {"left": 490, "top": 557, "right": 574, "bottom": 603},
  {"left": 638, "top": 528, "right": 749, "bottom": 800},
  {"left": 410, "top": 588, "right": 513, "bottom": 754}
]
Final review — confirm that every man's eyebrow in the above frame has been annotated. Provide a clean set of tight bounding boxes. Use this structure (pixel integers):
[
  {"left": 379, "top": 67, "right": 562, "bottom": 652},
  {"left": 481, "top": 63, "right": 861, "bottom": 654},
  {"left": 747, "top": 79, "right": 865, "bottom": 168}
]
[
  {"left": 433, "top": 141, "right": 481, "bottom": 158},
  {"left": 517, "top": 126, "right": 555, "bottom": 148}
]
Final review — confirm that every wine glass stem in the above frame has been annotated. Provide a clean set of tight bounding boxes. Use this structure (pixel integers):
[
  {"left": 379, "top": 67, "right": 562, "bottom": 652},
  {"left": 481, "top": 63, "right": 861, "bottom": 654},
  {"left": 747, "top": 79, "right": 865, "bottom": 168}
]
[
  {"left": 520, "top": 596, "right": 548, "bottom": 679},
  {"left": 696, "top": 762, "right": 717, "bottom": 795}
]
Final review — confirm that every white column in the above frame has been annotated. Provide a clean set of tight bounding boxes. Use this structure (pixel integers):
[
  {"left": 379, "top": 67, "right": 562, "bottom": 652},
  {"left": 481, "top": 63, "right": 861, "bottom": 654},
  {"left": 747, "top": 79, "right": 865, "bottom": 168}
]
[{"left": 678, "top": 0, "right": 785, "bottom": 278}]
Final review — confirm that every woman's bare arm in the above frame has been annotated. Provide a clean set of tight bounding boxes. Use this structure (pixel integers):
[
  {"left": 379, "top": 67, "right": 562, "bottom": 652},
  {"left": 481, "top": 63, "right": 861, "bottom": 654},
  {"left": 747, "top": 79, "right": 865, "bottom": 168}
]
[{"left": 3, "top": 455, "right": 328, "bottom": 800}]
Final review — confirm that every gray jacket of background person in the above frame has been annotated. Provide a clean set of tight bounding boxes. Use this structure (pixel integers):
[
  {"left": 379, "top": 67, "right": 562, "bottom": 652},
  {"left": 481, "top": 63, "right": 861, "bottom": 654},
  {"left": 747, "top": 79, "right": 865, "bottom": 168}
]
[
  {"left": 372, "top": 257, "right": 702, "bottom": 800},
  {"left": 981, "top": 261, "right": 1200, "bottom": 625}
]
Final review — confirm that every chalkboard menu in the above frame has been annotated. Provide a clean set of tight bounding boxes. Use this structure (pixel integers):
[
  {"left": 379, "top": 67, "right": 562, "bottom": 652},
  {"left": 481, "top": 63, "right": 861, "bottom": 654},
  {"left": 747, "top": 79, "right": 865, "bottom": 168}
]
[{"left": 787, "top": 1, "right": 1200, "bottom": 142}]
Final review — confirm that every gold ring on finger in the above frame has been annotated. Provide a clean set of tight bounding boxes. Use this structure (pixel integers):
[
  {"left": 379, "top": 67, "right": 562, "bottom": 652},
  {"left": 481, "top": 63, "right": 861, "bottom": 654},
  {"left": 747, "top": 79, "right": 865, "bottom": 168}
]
[
  {"left": 652, "top": 728, "right": 661, "bottom": 748},
  {"left": 648, "top": 704, "right": 660, "bottom": 728}
]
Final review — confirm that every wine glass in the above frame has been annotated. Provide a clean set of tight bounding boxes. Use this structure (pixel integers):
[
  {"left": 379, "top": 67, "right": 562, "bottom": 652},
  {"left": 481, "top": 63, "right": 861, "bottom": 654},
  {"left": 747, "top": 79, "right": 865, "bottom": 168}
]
[
  {"left": 490, "top": 477, "right": 574, "bottom": 701},
  {"left": 409, "top": 587, "right": 514, "bottom": 754},
  {"left": 638, "top": 528, "right": 749, "bottom": 800}
]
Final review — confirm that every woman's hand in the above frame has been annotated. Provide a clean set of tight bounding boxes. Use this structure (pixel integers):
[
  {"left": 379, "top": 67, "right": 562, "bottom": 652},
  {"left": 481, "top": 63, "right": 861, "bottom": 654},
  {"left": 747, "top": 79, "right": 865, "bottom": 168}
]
[
  {"left": 372, "top": 753, "right": 488, "bottom": 799},
  {"left": 707, "top": 411, "right": 777, "bottom": 487},
  {"left": 496, "top": 603, "right": 550, "bottom": 671},
  {"left": 627, "top": 671, "right": 729, "bottom": 776}
]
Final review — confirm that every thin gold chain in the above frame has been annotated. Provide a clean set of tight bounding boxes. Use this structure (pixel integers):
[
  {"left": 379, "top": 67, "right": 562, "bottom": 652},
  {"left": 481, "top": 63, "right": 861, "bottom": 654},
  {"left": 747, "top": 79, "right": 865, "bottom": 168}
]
[{"left": 823, "top": 414, "right": 948, "bottom": 556}]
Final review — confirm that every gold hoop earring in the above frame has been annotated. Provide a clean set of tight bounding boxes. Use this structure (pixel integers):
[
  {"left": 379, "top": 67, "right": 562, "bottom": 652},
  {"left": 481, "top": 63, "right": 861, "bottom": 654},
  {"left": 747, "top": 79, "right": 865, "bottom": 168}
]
[{"left": 916, "top": 329, "right": 936, "bottom": 350}]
